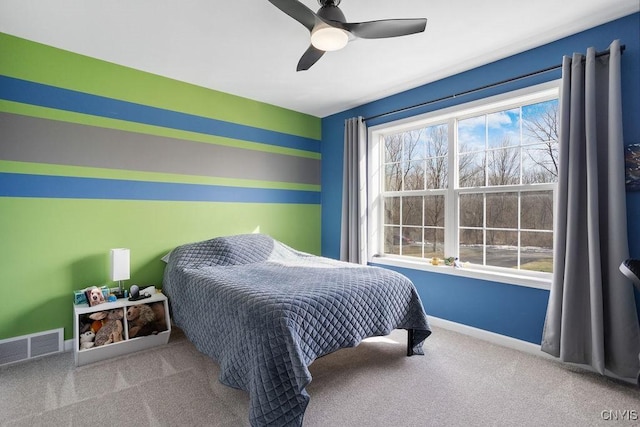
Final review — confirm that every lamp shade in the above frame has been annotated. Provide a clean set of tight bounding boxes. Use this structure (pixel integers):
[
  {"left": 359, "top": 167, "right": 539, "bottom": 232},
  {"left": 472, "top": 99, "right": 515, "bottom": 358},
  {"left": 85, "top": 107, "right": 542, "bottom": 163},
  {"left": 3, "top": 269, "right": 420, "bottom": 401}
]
[
  {"left": 311, "top": 25, "right": 348, "bottom": 51},
  {"left": 110, "top": 248, "right": 130, "bottom": 282}
]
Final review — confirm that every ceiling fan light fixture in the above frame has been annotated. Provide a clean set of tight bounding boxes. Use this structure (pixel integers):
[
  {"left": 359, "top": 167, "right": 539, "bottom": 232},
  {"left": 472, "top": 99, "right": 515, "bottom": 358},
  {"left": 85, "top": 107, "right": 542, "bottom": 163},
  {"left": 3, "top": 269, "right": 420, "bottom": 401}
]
[
  {"left": 268, "top": 0, "right": 427, "bottom": 70},
  {"left": 311, "top": 24, "right": 348, "bottom": 51}
]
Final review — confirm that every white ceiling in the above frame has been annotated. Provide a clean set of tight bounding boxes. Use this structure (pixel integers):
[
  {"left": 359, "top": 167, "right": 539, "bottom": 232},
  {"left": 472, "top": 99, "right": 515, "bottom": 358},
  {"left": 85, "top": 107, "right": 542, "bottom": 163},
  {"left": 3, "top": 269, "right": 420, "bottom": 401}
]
[{"left": 0, "top": 0, "right": 638, "bottom": 118}]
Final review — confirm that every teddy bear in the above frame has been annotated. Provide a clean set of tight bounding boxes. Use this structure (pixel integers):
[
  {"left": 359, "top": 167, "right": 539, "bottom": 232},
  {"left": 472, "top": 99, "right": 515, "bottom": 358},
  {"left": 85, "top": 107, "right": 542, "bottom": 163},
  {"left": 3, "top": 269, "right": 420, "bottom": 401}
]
[
  {"left": 126, "top": 304, "right": 157, "bottom": 338},
  {"left": 79, "top": 330, "right": 95, "bottom": 350},
  {"left": 90, "top": 309, "right": 124, "bottom": 346}
]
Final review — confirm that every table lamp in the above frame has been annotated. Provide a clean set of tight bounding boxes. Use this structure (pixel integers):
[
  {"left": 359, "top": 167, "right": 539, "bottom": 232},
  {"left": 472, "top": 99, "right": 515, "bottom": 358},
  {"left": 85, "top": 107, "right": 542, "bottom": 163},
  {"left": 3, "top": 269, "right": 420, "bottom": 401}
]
[{"left": 110, "top": 248, "right": 130, "bottom": 298}]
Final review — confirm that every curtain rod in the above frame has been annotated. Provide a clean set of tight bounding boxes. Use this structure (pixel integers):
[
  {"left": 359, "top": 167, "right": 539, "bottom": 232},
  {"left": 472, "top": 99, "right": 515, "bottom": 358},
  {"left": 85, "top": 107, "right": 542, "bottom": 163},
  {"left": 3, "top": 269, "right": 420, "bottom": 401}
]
[{"left": 363, "top": 44, "right": 625, "bottom": 122}]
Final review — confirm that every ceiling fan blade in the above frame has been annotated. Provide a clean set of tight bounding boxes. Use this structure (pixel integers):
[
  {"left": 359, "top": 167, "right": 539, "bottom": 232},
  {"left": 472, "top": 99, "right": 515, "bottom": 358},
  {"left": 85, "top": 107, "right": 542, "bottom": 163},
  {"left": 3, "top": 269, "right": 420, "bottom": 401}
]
[
  {"left": 297, "top": 45, "right": 326, "bottom": 71},
  {"left": 342, "top": 18, "right": 427, "bottom": 39},
  {"left": 268, "top": 0, "right": 319, "bottom": 32}
]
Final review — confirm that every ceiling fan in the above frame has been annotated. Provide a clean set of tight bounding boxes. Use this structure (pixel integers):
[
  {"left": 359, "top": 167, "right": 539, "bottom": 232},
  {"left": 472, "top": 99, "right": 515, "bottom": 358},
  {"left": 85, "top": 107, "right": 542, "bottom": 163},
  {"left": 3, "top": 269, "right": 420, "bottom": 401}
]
[{"left": 268, "top": 0, "right": 427, "bottom": 71}]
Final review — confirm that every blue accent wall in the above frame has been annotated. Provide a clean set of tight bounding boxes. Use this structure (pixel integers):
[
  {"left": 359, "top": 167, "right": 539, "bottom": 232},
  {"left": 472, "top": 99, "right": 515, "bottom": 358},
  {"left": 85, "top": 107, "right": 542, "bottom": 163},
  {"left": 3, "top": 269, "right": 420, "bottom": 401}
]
[
  {"left": 321, "top": 13, "right": 640, "bottom": 344},
  {"left": 377, "top": 265, "right": 549, "bottom": 344}
]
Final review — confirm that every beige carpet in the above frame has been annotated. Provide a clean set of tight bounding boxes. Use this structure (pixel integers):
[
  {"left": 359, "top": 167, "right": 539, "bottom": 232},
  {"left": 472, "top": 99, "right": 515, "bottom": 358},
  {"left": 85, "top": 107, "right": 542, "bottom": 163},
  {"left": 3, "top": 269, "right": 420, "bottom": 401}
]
[{"left": 1, "top": 326, "right": 638, "bottom": 426}]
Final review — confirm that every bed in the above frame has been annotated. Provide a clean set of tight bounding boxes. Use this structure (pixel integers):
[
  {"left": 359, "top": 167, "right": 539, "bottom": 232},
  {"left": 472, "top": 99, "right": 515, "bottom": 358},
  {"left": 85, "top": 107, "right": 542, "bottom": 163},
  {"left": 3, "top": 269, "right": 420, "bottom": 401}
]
[{"left": 162, "top": 233, "right": 431, "bottom": 426}]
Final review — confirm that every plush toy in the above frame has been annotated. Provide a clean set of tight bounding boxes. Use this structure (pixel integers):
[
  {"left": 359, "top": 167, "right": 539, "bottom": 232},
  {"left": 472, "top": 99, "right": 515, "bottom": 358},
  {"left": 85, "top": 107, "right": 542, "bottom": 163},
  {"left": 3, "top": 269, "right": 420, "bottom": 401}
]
[
  {"left": 91, "top": 319, "right": 104, "bottom": 334},
  {"left": 90, "top": 309, "right": 124, "bottom": 346},
  {"left": 126, "top": 304, "right": 156, "bottom": 338},
  {"left": 79, "top": 330, "right": 95, "bottom": 350},
  {"left": 152, "top": 302, "right": 167, "bottom": 330}
]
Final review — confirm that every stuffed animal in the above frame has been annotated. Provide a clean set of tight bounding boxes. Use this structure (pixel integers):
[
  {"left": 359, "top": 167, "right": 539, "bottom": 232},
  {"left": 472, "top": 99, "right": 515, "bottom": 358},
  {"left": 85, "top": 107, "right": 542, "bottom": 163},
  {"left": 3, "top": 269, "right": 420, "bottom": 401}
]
[
  {"left": 91, "top": 319, "right": 104, "bottom": 334},
  {"left": 126, "top": 304, "right": 156, "bottom": 338},
  {"left": 90, "top": 309, "right": 124, "bottom": 346},
  {"left": 149, "top": 302, "right": 167, "bottom": 331},
  {"left": 79, "top": 330, "right": 95, "bottom": 350}
]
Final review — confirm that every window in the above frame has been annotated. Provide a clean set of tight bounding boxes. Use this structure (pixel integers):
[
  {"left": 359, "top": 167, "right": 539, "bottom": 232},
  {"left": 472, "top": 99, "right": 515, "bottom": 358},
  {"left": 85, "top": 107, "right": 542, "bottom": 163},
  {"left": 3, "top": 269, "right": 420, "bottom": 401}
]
[{"left": 369, "top": 82, "right": 559, "bottom": 281}]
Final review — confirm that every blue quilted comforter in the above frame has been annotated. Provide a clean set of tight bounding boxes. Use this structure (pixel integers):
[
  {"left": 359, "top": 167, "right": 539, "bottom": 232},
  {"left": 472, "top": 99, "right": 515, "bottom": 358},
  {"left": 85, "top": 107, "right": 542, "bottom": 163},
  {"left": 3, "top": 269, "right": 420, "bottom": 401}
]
[{"left": 162, "top": 234, "right": 431, "bottom": 426}]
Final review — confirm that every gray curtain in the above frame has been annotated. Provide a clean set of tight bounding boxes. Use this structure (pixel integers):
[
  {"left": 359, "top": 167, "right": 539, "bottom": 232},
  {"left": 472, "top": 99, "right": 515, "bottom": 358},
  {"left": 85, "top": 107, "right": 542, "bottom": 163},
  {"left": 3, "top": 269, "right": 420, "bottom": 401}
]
[
  {"left": 541, "top": 40, "right": 640, "bottom": 380},
  {"left": 340, "top": 117, "right": 367, "bottom": 264}
]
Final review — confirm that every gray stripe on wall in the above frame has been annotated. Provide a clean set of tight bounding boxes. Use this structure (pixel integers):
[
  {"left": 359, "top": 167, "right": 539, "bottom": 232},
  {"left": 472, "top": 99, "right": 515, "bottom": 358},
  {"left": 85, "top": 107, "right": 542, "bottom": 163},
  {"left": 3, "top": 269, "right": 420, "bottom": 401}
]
[{"left": 0, "top": 113, "right": 320, "bottom": 185}]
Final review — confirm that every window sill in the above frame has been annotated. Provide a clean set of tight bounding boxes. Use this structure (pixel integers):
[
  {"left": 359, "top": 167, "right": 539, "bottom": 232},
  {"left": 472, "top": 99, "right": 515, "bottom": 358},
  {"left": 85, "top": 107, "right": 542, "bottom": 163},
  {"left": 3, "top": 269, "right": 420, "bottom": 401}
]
[{"left": 370, "top": 256, "right": 552, "bottom": 290}]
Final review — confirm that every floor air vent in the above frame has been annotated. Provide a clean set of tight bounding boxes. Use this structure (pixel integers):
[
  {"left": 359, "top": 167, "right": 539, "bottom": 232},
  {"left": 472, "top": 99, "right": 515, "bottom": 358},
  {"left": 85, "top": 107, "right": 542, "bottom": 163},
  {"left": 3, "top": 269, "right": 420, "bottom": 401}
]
[{"left": 0, "top": 329, "right": 63, "bottom": 366}]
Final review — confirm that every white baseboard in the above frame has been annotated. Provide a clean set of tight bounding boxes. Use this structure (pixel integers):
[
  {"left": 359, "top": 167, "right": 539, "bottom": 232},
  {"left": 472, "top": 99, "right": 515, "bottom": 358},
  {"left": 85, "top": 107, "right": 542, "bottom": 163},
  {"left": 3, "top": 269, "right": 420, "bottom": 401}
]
[
  {"left": 428, "top": 316, "right": 555, "bottom": 359},
  {"left": 428, "top": 316, "right": 638, "bottom": 385},
  {"left": 64, "top": 339, "right": 74, "bottom": 352}
]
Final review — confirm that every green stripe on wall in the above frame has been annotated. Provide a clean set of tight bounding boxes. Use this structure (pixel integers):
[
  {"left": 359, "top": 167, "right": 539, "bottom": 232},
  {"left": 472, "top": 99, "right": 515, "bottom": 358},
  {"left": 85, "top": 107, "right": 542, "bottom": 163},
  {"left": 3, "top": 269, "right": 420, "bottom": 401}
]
[
  {"left": 0, "top": 160, "right": 321, "bottom": 192},
  {"left": 0, "top": 100, "right": 321, "bottom": 160},
  {"left": 0, "top": 198, "right": 321, "bottom": 340},
  {"left": 0, "top": 32, "right": 321, "bottom": 140}
]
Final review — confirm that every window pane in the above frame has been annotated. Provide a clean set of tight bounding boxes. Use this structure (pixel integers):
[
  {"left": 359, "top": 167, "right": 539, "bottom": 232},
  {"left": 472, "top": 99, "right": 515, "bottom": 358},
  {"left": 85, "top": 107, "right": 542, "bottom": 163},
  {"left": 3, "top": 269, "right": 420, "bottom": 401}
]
[
  {"left": 402, "top": 196, "right": 423, "bottom": 226},
  {"left": 425, "top": 157, "right": 448, "bottom": 189},
  {"left": 459, "top": 152, "right": 485, "bottom": 187},
  {"left": 460, "top": 194, "right": 484, "bottom": 227},
  {"left": 460, "top": 228, "right": 483, "bottom": 264},
  {"left": 384, "top": 135, "right": 403, "bottom": 163},
  {"left": 522, "top": 99, "right": 559, "bottom": 146},
  {"left": 384, "top": 164, "right": 402, "bottom": 191},
  {"left": 423, "top": 228, "right": 444, "bottom": 259},
  {"left": 487, "top": 147, "right": 520, "bottom": 186},
  {"left": 521, "top": 231, "right": 553, "bottom": 272},
  {"left": 402, "top": 227, "right": 423, "bottom": 258},
  {"left": 522, "top": 143, "right": 558, "bottom": 183},
  {"left": 486, "top": 230, "right": 518, "bottom": 268},
  {"left": 488, "top": 108, "right": 520, "bottom": 148},
  {"left": 425, "top": 124, "right": 448, "bottom": 157},
  {"left": 384, "top": 226, "right": 400, "bottom": 254},
  {"left": 403, "top": 130, "right": 425, "bottom": 162},
  {"left": 458, "top": 115, "right": 486, "bottom": 153},
  {"left": 404, "top": 161, "right": 425, "bottom": 190},
  {"left": 424, "top": 195, "right": 445, "bottom": 227},
  {"left": 384, "top": 197, "right": 400, "bottom": 225},
  {"left": 486, "top": 193, "right": 518, "bottom": 228},
  {"left": 521, "top": 191, "right": 553, "bottom": 230}
]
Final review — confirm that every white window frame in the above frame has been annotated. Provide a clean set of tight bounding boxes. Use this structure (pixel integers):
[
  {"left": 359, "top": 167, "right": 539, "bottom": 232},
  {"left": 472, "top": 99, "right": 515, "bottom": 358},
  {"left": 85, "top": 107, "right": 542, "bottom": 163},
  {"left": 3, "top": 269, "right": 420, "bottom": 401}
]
[{"left": 367, "top": 81, "right": 560, "bottom": 290}]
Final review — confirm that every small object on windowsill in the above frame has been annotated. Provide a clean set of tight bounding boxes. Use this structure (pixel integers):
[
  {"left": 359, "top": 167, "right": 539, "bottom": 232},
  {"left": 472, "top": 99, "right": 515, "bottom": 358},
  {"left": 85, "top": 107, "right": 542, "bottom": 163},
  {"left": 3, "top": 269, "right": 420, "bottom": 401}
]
[
  {"left": 442, "top": 256, "right": 463, "bottom": 268},
  {"left": 431, "top": 257, "right": 440, "bottom": 266}
]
